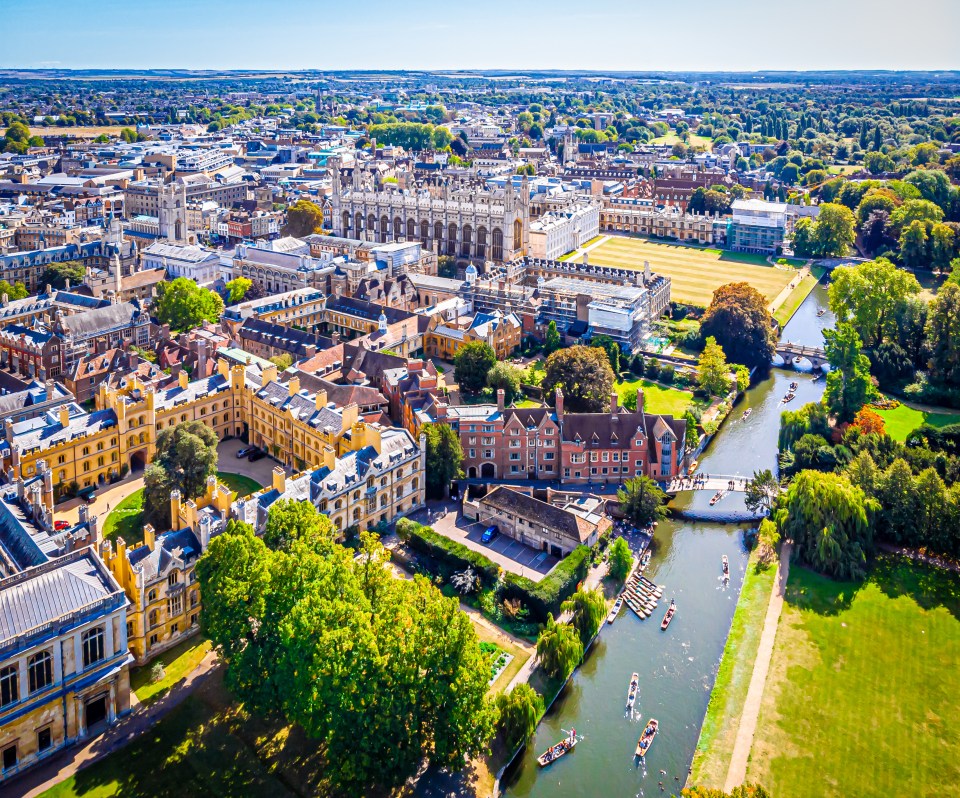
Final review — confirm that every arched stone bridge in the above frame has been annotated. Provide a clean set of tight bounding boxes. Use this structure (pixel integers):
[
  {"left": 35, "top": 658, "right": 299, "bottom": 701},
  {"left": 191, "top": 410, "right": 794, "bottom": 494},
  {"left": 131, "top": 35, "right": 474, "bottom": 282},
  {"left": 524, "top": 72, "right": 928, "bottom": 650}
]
[{"left": 775, "top": 342, "right": 827, "bottom": 370}]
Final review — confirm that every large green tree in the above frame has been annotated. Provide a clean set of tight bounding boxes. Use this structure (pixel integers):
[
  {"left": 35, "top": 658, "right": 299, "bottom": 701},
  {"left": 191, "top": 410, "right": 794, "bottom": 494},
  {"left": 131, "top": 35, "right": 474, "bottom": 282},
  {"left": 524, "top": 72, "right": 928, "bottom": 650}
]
[
  {"left": 283, "top": 199, "right": 325, "bottom": 237},
  {"left": 793, "top": 202, "right": 855, "bottom": 257},
  {"left": 777, "top": 470, "right": 877, "bottom": 580},
  {"left": 700, "top": 282, "right": 776, "bottom": 369},
  {"left": 561, "top": 588, "right": 606, "bottom": 646},
  {"left": 423, "top": 422, "right": 464, "bottom": 499},
  {"left": 697, "top": 336, "right": 732, "bottom": 397},
  {"left": 744, "top": 468, "right": 780, "bottom": 515},
  {"left": 544, "top": 320, "right": 562, "bottom": 355},
  {"left": 927, "top": 282, "right": 960, "bottom": 386},
  {"left": 536, "top": 614, "right": 583, "bottom": 680},
  {"left": 143, "top": 420, "right": 219, "bottom": 529},
  {"left": 454, "top": 341, "right": 497, "bottom": 395},
  {"left": 224, "top": 276, "right": 252, "bottom": 304},
  {"left": 41, "top": 260, "right": 86, "bottom": 289},
  {"left": 823, "top": 323, "right": 877, "bottom": 422},
  {"left": 618, "top": 476, "right": 668, "bottom": 527},
  {"left": 607, "top": 536, "right": 633, "bottom": 582},
  {"left": 486, "top": 361, "right": 523, "bottom": 404},
  {"left": 154, "top": 277, "right": 224, "bottom": 332},
  {"left": 828, "top": 258, "right": 921, "bottom": 347},
  {"left": 544, "top": 345, "right": 615, "bottom": 413},
  {"left": 198, "top": 527, "right": 496, "bottom": 795},
  {"left": 495, "top": 683, "right": 543, "bottom": 752},
  {"left": 263, "top": 498, "right": 336, "bottom": 550}
]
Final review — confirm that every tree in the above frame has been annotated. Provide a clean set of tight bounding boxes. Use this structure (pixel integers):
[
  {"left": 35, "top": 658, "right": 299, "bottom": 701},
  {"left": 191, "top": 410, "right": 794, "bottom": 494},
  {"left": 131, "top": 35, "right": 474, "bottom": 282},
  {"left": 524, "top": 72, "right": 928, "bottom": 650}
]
[
  {"left": 0, "top": 280, "right": 28, "bottom": 300},
  {"left": 930, "top": 223, "right": 957, "bottom": 272},
  {"left": 890, "top": 199, "right": 944, "bottom": 234},
  {"left": 618, "top": 476, "right": 668, "bottom": 528},
  {"left": 682, "top": 784, "right": 771, "bottom": 798},
  {"left": 591, "top": 334, "right": 621, "bottom": 374},
  {"left": 697, "top": 336, "right": 731, "bottom": 397},
  {"left": 454, "top": 341, "right": 497, "bottom": 395},
  {"left": 495, "top": 684, "right": 543, "bottom": 751},
  {"left": 543, "top": 345, "right": 615, "bottom": 413},
  {"left": 824, "top": 323, "right": 877, "bottom": 422},
  {"left": 423, "top": 423, "right": 464, "bottom": 499},
  {"left": 927, "top": 282, "right": 960, "bottom": 386},
  {"left": 198, "top": 530, "right": 495, "bottom": 795},
  {"left": 437, "top": 255, "right": 457, "bottom": 278},
  {"left": 536, "top": 615, "right": 583, "bottom": 680},
  {"left": 225, "top": 276, "right": 252, "bottom": 304},
  {"left": 809, "top": 202, "right": 856, "bottom": 257},
  {"left": 142, "top": 420, "right": 219, "bottom": 528},
  {"left": 283, "top": 199, "right": 325, "bottom": 237},
  {"left": 263, "top": 498, "right": 335, "bottom": 551},
  {"left": 269, "top": 352, "right": 292, "bottom": 370},
  {"left": 40, "top": 260, "right": 86, "bottom": 289},
  {"left": 608, "top": 537, "right": 633, "bottom": 582},
  {"left": 899, "top": 219, "right": 930, "bottom": 269},
  {"left": 777, "top": 470, "right": 876, "bottom": 580},
  {"left": 700, "top": 283, "right": 776, "bottom": 370},
  {"left": 486, "top": 361, "right": 522, "bottom": 404},
  {"left": 744, "top": 469, "right": 779, "bottom": 515},
  {"left": 852, "top": 407, "right": 885, "bottom": 436},
  {"left": 153, "top": 277, "right": 224, "bottom": 332},
  {"left": 544, "top": 320, "right": 561, "bottom": 355},
  {"left": 828, "top": 258, "right": 921, "bottom": 348},
  {"left": 561, "top": 589, "right": 606, "bottom": 647}
]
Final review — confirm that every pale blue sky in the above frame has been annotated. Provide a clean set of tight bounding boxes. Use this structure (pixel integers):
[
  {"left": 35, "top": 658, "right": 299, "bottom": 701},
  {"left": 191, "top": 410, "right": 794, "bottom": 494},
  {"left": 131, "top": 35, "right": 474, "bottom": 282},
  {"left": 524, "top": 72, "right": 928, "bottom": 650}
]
[{"left": 2, "top": 0, "right": 959, "bottom": 71}]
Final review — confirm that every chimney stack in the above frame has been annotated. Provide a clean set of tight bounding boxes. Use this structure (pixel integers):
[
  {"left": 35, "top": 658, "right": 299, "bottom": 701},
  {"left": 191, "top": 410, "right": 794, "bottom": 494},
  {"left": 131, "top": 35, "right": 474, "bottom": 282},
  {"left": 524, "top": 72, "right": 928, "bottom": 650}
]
[
  {"left": 554, "top": 387, "right": 564, "bottom": 418},
  {"left": 497, "top": 388, "right": 505, "bottom": 412},
  {"left": 611, "top": 391, "right": 619, "bottom": 414}
]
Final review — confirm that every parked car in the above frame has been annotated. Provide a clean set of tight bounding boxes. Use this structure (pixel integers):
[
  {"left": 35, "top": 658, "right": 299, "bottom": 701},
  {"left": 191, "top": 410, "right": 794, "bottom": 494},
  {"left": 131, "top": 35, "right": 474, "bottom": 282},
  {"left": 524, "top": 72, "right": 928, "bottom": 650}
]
[
  {"left": 84, "top": 491, "right": 98, "bottom": 504},
  {"left": 248, "top": 449, "right": 265, "bottom": 462},
  {"left": 54, "top": 520, "right": 70, "bottom": 531},
  {"left": 481, "top": 525, "right": 498, "bottom": 544},
  {"left": 236, "top": 446, "right": 255, "bottom": 458}
]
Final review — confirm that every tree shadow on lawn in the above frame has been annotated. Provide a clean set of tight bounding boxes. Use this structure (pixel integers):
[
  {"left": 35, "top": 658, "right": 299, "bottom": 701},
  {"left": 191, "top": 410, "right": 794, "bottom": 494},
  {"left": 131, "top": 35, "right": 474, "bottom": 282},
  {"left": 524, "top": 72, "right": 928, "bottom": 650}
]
[{"left": 783, "top": 564, "right": 863, "bottom": 617}]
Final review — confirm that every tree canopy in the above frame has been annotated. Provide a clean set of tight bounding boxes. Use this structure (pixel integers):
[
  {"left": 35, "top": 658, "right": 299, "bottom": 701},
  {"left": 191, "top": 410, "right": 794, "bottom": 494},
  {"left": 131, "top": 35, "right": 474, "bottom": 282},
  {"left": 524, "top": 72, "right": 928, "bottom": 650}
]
[
  {"left": 486, "top": 361, "right": 523, "bottom": 405},
  {"left": 197, "top": 527, "right": 496, "bottom": 795},
  {"left": 423, "top": 422, "right": 464, "bottom": 499},
  {"left": 224, "top": 276, "right": 252, "bottom": 304},
  {"left": 607, "top": 536, "right": 633, "bottom": 582},
  {"left": 454, "top": 341, "right": 497, "bottom": 395},
  {"left": 828, "top": 258, "right": 921, "bottom": 348},
  {"left": 701, "top": 282, "right": 776, "bottom": 369},
  {"left": 536, "top": 614, "right": 583, "bottom": 680},
  {"left": 153, "top": 277, "right": 224, "bottom": 332},
  {"left": 618, "top": 476, "right": 669, "bottom": 528},
  {"left": 791, "top": 203, "right": 855, "bottom": 257},
  {"left": 41, "top": 260, "right": 86, "bottom": 290},
  {"left": 824, "top": 323, "right": 877, "bottom": 422},
  {"left": 544, "top": 345, "right": 615, "bottom": 413},
  {"left": 698, "top": 336, "right": 732, "bottom": 397},
  {"left": 561, "top": 588, "right": 606, "bottom": 646},
  {"left": 143, "top": 420, "right": 219, "bottom": 529},
  {"left": 263, "top": 498, "right": 336, "bottom": 550},
  {"left": 283, "top": 199, "right": 325, "bottom": 237}
]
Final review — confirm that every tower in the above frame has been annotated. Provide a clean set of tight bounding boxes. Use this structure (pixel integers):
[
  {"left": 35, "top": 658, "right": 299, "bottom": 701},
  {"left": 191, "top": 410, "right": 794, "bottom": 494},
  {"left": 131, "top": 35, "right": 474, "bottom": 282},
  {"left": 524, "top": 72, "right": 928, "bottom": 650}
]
[{"left": 158, "top": 180, "right": 189, "bottom": 244}]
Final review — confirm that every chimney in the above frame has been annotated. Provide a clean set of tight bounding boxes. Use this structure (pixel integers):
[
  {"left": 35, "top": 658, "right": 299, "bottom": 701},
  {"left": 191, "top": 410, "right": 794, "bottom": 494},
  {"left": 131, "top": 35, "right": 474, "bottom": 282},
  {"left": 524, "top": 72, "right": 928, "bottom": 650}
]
[
  {"left": 170, "top": 489, "right": 181, "bottom": 525},
  {"left": 288, "top": 375, "right": 301, "bottom": 396},
  {"left": 611, "top": 391, "right": 619, "bottom": 414},
  {"left": 408, "top": 359, "right": 423, "bottom": 374},
  {"left": 303, "top": 344, "right": 317, "bottom": 359},
  {"left": 143, "top": 523, "right": 156, "bottom": 551},
  {"left": 497, "top": 388, "right": 505, "bottom": 412},
  {"left": 178, "top": 369, "right": 189, "bottom": 389},
  {"left": 636, "top": 388, "right": 644, "bottom": 413},
  {"left": 314, "top": 389, "right": 328, "bottom": 410},
  {"left": 45, "top": 380, "right": 55, "bottom": 401},
  {"left": 323, "top": 445, "right": 337, "bottom": 471},
  {"left": 554, "top": 387, "right": 564, "bottom": 419},
  {"left": 272, "top": 465, "right": 285, "bottom": 492},
  {"left": 78, "top": 504, "right": 88, "bottom": 525},
  {"left": 59, "top": 405, "right": 70, "bottom": 429},
  {"left": 3, "top": 419, "right": 12, "bottom": 442}
]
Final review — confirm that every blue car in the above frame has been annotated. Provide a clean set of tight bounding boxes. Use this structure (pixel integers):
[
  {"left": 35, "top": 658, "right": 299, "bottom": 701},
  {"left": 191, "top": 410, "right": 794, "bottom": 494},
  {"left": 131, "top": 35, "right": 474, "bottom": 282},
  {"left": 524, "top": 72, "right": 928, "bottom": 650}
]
[{"left": 481, "top": 525, "right": 498, "bottom": 544}]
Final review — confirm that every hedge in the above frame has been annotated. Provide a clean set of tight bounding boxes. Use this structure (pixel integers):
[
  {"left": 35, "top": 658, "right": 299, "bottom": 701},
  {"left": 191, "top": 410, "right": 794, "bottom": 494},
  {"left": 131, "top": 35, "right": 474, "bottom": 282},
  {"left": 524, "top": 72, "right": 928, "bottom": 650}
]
[
  {"left": 396, "top": 518, "right": 592, "bottom": 623},
  {"left": 396, "top": 518, "right": 501, "bottom": 586}
]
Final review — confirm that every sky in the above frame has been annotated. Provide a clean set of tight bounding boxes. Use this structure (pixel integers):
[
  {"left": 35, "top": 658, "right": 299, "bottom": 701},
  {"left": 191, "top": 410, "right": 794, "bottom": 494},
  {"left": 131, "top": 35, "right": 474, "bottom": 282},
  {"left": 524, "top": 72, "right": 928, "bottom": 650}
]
[{"left": 2, "top": 0, "right": 959, "bottom": 72}]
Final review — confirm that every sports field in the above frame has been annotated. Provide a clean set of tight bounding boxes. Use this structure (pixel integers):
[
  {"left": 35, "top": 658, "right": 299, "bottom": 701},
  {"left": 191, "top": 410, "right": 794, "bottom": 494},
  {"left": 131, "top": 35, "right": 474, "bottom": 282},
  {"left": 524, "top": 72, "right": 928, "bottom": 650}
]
[
  {"left": 584, "top": 236, "right": 797, "bottom": 307},
  {"left": 745, "top": 559, "right": 960, "bottom": 798}
]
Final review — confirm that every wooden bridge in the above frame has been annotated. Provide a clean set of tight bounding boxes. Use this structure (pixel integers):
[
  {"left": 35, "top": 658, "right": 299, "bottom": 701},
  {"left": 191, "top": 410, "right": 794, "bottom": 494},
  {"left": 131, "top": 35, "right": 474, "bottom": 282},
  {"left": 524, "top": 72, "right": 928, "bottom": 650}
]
[{"left": 775, "top": 342, "right": 827, "bottom": 370}]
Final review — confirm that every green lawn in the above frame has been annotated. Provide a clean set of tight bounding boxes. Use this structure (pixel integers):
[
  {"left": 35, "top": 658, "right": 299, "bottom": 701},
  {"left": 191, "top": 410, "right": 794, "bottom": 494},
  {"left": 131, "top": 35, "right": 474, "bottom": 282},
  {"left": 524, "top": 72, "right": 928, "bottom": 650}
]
[
  {"left": 41, "top": 675, "right": 330, "bottom": 798},
  {"left": 584, "top": 237, "right": 796, "bottom": 307},
  {"left": 512, "top": 399, "right": 543, "bottom": 409},
  {"left": 746, "top": 559, "right": 960, "bottom": 798},
  {"left": 216, "top": 472, "right": 264, "bottom": 497},
  {"left": 774, "top": 266, "right": 825, "bottom": 327},
  {"left": 102, "top": 489, "right": 145, "bottom": 546},
  {"left": 874, "top": 402, "right": 960, "bottom": 442},
  {"left": 616, "top": 377, "right": 693, "bottom": 417},
  {"left": 690, "top": 551, "right": 778, "bottom": 788},
  {"left": 130, "top": 636, "right": 212, "bottom": 706}
]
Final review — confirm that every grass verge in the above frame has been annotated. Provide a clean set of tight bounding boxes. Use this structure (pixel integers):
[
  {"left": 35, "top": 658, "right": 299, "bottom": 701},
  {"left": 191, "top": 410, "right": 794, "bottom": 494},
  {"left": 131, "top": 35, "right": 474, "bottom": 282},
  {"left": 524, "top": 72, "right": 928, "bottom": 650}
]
[
  {"left": 773, "top": 266, "right": 824, "bottom": 326},
  {"left": 616, "top": 377, "right": 694, "bottom": 417},
  {"left": 216, "top": 471, "right": 264, "bottom": 497},
  {"left": 745, "top": 558, "right": 960, "bottom": 798},
  {"left": 689, "top": 551, "right": 777, "bottom": 787},
  {"left": 102, "top": 488, "right": 145, "bottom": 546},
  {"left": 130, "top": 635, "right": 212, "bottom": 706}
]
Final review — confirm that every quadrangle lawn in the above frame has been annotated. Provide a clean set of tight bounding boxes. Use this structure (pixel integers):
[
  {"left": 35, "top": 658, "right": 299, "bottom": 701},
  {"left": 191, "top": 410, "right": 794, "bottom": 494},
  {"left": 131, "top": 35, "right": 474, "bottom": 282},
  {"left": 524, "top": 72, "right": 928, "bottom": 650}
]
[
  {"left": 874, "top": 401, "right": 960, "bottom": 442},
  {"left": 615, "top": 377, "right": 693, "bottom": 417},
  {"left": 584, "top": 236, "right": 796, "bottom": 307},
  {"left": 745, "top": 559, "right": 960, "bottom": 798}
]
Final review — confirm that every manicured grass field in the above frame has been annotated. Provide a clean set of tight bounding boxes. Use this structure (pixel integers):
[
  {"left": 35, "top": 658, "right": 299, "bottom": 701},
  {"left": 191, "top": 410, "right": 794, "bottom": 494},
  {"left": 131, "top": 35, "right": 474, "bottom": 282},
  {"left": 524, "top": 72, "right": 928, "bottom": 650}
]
[
  {"left": 745, "top": 559, "right": 960, "bottom": 798},
  {"left": 584, "top": 236, "right": 796, "bottom": 307},
  {"left": 616, "top": 378, "right": 694, "bottom": 416},
  {"left": 102, "top": 489, "right": 145, "bottom": 546},
  {"left": 41, "top": 675, "right": 329, "bottom": 798},
  {"left": 130, "top": 636, "right": 212, "bottom": 706},
  {"left": 690, "top": 551, "right": 777, "bottom": 788},
  {"left": 874, "top": 402, "right": 960, "bottom": 442},
  {"left": 774, "top": 267, "right": 824, "bottom": 327},
  {"left": 216, "top": 471, "right": 264, "bottom": 497}
]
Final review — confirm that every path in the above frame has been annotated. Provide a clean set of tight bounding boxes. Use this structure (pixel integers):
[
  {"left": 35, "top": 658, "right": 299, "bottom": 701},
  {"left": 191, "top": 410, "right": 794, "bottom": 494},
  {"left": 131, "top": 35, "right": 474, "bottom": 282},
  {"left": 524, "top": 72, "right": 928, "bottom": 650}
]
[
  {"left": 562, "top": 234, "right": 611, "bottom": 263},
  {"left": 766, "top": 265, "right": 809, "bottom": 315},
  {"left": 16, "top": 650, "right": 219, "bottom": 798},
  {"left": 723, "top": 541, "right": 792, "bottom": 792},
  {"left": 878, "top": 542, "right": 960, "bottom": 574},
  {"left": 55, "top": 473, "right": 144, "bottom": 527}
]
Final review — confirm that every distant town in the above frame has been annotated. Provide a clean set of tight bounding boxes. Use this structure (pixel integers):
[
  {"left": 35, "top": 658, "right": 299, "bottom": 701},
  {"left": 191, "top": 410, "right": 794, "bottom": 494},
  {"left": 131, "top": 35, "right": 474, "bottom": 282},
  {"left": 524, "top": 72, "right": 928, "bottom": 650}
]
[{"left": 0, "top": 67, "right": 958, "bottom": 798}]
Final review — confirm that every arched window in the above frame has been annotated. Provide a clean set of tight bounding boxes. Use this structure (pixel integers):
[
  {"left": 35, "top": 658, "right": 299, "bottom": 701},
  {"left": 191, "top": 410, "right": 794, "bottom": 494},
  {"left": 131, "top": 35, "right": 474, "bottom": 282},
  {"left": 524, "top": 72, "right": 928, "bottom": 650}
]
[
  {"left": 28, "top": 650, "right": 52, "bottom": 694},
  {"left": 492, "top": 228, "right": 504, "bottom": 261},
  {"left": 168, "top": 571, "right": 179, "bottom": 586},
  {"left": 355, "top": 212, "right": 363, "bottom": 235},
  {"left": 148, "top": 609, "right": 160, "bottom": 628},
  {"left": 514, "top": 219, "right": 522, "bottom": 251},
  {"left": 419, "top": 220, "right": 429, "bottom": 244},
  {"left": 81, "top": 627, "right": 105, "bottom": 668},
  {"left": 447, "top": 223, "right": 457, "bottom": 256},
  {"left": 380, "top": 216, "right": 388, "bottom": 241},
  {"left": 406, "top": 218, "right": 415, "bottom": 240},
  {"left": 0, "top": 664, "right": 18, "bottom": 707},
  {"left": 476, "top": 226, "right": 487, "bottom": 258},
  {"left": 461, "top": 224, "right": 472, "bottom": 258},
  {"left": 394, "top": 217, "right": 403, "bottom": 238},
  {"left": 434, "top": 221, "right": 443, "bottom": 247},
  {"left": 342, "top": 211, "right": 350, "bottom": 233}
]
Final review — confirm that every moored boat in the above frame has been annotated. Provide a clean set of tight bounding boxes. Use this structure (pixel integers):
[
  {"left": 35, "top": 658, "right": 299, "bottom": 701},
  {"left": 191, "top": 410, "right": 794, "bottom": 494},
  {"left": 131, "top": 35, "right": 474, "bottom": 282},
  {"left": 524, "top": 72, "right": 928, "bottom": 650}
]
[
  {"left": 607, "top": 596, "right": 624, "bottom": 624},
  {"left": 626, "top": 672, "right": 639, "bottom": 710},
  {"left": 660, "top": 599, "right": 677, "bottom": 631},
  {"left": 640, "top": 550, "right": 651, "bottom": 570},
  {"left": 635, "top": 718, "right": 659, "bottom": 757},
  {"left": 537, "top": 728, "right": 578, "bottom": 767}
]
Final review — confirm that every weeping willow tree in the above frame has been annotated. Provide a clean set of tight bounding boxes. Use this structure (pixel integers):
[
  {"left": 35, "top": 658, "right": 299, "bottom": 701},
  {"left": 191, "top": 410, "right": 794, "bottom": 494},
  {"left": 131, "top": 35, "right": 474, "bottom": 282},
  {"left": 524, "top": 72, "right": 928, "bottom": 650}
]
[
  {"left": 536, "top": 614, "right": 583, "bottom": 680},
  {"left": 777, "top": 470, "right": 878, "bottom": 580}
]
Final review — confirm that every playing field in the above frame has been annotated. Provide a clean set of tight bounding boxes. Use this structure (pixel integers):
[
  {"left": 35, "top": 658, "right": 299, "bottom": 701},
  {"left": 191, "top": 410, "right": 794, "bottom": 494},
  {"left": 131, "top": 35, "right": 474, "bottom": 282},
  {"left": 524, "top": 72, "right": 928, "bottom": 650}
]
[
  {"left": 584, "top": 237, "right": 797, "bottom": 307},
  {"left": 745, "top": 559, "right": 960, "bottom": 798}
]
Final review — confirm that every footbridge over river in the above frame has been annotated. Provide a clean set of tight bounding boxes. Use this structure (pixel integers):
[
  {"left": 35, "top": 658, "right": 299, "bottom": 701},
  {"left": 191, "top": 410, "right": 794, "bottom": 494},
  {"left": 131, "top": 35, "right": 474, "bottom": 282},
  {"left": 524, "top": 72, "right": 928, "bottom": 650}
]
[
  {"left": 663, "top": 474, "right": 751, "bottom": 495},
  {"left": 775, "top": 342, "right": 827, "bottom": 370}
]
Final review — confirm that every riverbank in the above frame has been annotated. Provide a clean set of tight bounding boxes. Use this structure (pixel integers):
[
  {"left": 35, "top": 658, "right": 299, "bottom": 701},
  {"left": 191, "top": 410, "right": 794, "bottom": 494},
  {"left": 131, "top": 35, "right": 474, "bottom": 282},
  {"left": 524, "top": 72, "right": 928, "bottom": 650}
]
[
  {"left": 773, "top": 265, "right": 825, "bottom": 327},
  {"left": 688, "top": 550, "right": 777, "bottom": 788}
]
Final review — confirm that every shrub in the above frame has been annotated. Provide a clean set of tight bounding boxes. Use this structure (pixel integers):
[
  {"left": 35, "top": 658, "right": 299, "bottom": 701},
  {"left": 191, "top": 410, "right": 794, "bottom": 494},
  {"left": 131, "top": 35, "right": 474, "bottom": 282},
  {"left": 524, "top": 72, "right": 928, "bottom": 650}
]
[
  {"left": 396, "top": 518, "right": 501, "bottom": 585},
  {"left": 502, "top": 546, "right": 591, "bottom": 622},
  {"left": 659, "top": 364, "right": 676, "bottom": 384}
]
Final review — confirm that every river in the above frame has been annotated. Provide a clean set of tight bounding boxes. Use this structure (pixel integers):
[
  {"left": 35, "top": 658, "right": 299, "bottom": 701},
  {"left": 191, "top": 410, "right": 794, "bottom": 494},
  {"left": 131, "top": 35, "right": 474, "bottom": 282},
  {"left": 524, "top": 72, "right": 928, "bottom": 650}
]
[{"left": 502, "top": 283, "right": 832, "bottom": 798}]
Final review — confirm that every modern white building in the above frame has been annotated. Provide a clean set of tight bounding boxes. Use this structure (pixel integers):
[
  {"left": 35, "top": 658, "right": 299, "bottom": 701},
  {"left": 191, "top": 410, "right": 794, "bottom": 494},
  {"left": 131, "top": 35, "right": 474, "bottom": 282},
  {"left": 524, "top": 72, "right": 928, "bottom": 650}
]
[
  {"left": 728, "top": 199, "right": 789, "bottom": 253},
  {"left": 528, "top": 202, "right": 601, "bottom": 260},
  {"left": 141, "top": 241, "right": 222, "bottom": 285}
]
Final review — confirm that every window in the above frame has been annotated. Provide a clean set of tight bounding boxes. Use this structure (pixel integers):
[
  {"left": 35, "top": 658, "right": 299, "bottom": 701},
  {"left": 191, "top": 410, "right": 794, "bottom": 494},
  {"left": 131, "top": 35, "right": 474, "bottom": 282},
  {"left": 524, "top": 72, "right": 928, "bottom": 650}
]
[
  {"left": 82, "top": 628, "right": 105, "bottom": 668},
  {"left": 0, "top": 665, "right": 18, "bottom": 707},
  {"left": 168, "top": 595, "right": 183, "bottom": 616},
  {"left": 28, "top": 650, "right": 53, "bottom": 694},
  {"left": 37, "top": 728, "right": 51, "bottom": 753},
  {"left": 149, "top": 634, "right": 159, "bottom": 646},
  {"left": 148, "top": 589, "right": 157, "bottom": 602},
  {"left": 2, "top": 744, "right": 16, "bottom": 773},
  {"left": 168, "top": 571, "right": 179, "bottom": 586}
]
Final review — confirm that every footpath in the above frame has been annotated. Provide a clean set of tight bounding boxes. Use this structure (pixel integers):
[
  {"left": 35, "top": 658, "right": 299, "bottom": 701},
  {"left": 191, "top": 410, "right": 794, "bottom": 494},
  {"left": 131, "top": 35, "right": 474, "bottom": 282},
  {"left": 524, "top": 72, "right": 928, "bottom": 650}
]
[
  {"left": 14, "top": 651, "right": 219, "bottom": 798},
  {"left": 723, "top": 541, "right": 792, "bottom": 792}
]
